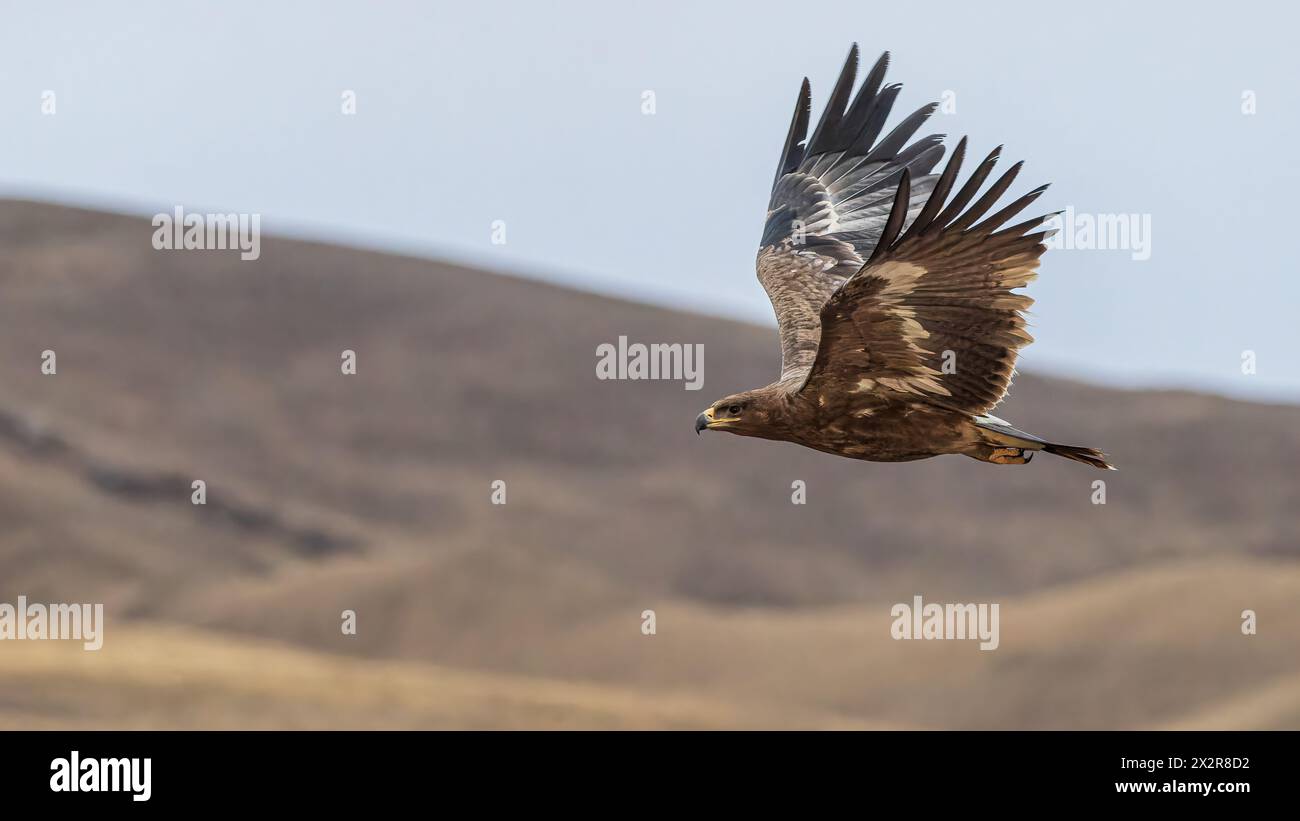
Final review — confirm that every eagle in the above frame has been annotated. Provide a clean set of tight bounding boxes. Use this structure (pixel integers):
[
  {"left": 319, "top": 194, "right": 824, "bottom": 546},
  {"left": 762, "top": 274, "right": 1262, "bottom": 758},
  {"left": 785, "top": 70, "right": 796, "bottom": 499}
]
[{"left": 695, "top": 45, "right": 1113, "bottom": 470}]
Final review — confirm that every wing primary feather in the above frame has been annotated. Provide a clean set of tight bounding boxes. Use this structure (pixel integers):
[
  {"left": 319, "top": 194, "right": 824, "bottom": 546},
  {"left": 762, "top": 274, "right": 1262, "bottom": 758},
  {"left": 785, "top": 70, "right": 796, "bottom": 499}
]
[
  {"left": 991, "top": 209, "right": 1058, "bottom": 240},
  {"left": 773, "top": 78, "right": 812, "bottom": 191},
  {"left": 823, "top": 128, "right": 942, "bottom": 193},
  {"left": 807, "top": 44, "right": 859, "bottom": 156},
  {"left": 928, "top": 145, "right": 1002, "bottom": 232},
  {"left": 864, "top": 102, "right": 939, "bottom": 162},
  {"left": 866, "top": 169, "right": 911, "bottom": 264},
  {"left": 969, "top": 183, "right": 1050, "bottom": 236},
  {"left": 899, "top": 136, "right": 967, "bottom": 241},
  {"left": 840, "top": 51, "right": 890, "bottom": 138},
  {"left": 849, "top": 83, "right": 902, "bottom": 158},
  {"left": 949, "top": 160, "right": 1024, "bottom": 233}
]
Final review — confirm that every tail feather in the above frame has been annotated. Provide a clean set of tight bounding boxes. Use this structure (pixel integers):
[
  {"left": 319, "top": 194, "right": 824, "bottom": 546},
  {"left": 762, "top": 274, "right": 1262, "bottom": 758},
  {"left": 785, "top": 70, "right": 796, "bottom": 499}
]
[{"left": 1042, "top": 443, "right": 1115, "bottom": 470}]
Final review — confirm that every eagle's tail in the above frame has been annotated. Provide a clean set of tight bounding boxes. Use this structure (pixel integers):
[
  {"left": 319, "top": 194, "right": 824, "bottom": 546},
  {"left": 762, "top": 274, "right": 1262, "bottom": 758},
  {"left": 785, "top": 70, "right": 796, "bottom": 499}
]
[
  {"left": 973, "top": 415, "right": 1115, "bottom": 470},
  {"left": 1040, "top": 442, "right": 1115, "bottom": 470}
]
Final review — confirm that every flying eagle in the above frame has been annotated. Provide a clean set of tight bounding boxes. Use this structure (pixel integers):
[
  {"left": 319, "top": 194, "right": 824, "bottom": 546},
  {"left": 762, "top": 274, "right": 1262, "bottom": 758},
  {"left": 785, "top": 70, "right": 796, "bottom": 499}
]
[{"left": 695, "top": 46, "right": 1113, "bottom": 469}]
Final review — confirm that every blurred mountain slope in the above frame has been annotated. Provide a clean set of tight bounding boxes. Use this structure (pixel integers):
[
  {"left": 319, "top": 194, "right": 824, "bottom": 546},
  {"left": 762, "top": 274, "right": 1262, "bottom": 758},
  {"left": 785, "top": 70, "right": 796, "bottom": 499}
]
[{"left": 0, "top": 199, "right": 1296, "bottom": 728}]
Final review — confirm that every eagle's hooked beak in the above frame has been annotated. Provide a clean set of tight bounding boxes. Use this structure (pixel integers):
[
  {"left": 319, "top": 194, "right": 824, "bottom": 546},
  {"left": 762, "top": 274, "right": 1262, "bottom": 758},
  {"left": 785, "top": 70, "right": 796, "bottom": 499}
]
[
  {"left": 695, "top": 408, "right": 711, "bottom": 435},
  {"left": 696, "top": 406, "right": 741, "bottom": 434}
]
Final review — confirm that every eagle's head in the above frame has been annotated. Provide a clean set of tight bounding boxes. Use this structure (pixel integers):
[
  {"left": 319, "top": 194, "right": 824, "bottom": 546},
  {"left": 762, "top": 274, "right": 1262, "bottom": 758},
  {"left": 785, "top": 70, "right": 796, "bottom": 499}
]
[{"left": 695, "top": 390, "right": 782, "bottom": 438}]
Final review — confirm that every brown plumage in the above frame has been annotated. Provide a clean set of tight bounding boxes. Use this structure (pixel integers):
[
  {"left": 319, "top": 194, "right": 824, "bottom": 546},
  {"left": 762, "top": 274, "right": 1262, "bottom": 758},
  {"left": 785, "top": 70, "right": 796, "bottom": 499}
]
[{"left": 695, "top": 45, "right": 1113, "bottom": 470}]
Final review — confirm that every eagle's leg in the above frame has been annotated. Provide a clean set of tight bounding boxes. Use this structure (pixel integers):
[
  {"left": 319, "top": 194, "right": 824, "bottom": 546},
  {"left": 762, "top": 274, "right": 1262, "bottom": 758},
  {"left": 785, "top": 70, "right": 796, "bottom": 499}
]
[{"left": 966, "top": 445, "right": 1034, "bottom": 465}]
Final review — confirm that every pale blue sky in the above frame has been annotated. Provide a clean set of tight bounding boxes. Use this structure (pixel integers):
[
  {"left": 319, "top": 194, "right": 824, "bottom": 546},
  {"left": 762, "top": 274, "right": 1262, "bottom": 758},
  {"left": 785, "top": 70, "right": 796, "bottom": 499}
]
[{"left": 2, "top": 0, "right": 1296, "bottom": 400}]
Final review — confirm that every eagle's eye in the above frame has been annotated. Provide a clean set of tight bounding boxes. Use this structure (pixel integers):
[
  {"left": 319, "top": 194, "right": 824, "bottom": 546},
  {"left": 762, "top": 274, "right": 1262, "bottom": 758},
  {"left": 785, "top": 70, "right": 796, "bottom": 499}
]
[{"left": 727, "top": 404, "right": 743, "bottom": 416}]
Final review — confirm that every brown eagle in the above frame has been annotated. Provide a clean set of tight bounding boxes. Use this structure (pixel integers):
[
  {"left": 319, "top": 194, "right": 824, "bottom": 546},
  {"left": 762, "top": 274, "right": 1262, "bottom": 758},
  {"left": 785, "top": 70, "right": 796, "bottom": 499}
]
[{"left": 695, "top": 45, "right": 1113, "bottom": 469}]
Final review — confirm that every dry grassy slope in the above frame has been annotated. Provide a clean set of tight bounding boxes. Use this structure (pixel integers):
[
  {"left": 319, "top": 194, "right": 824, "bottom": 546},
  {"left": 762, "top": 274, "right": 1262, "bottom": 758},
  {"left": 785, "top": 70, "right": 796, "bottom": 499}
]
[
  {"left": 171, "top": 555, "right": 1300, "bottom": 729},
  {"left": 1166, "top": 672, "right": 1300, "bottom": 730},
  {"left": 3, "top": 560, "right": 1293, "bottom": 730},
  {"left": 0, "top": 199, "right": 1298, "bottom": 729},
  {"left": 0, "top": 623, "right": 883, "bottom": 729}
]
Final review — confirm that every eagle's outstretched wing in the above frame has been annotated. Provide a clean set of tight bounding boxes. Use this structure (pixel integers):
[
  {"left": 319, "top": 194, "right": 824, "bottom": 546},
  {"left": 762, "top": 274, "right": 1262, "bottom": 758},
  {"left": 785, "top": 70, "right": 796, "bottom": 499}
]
[
  {"left": 757, "top": 45, "right": 946, "bottom": 386},
  {"left": 798, "top": 138, "right": 1053, "bottom": 416}
]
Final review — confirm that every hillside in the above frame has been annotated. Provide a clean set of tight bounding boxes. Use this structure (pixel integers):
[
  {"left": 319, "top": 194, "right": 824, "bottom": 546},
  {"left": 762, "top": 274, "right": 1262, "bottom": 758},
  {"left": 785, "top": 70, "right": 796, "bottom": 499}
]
[{"left": 0, "top": 199, "right": 1297, "bottom": 729}]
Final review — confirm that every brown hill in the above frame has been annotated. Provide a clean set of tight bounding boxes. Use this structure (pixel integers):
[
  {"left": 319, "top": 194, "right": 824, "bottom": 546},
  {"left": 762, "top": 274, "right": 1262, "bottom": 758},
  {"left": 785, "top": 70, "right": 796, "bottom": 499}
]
[{"left": 0, "top": 198, "right": 1297, "bottom": 728}]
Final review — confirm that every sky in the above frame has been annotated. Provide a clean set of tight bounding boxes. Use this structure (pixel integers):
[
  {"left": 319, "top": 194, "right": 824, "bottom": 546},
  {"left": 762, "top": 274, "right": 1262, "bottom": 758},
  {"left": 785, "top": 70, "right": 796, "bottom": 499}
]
[{"left": 1, "top": 0, "right": 1297, "bottom": 401}]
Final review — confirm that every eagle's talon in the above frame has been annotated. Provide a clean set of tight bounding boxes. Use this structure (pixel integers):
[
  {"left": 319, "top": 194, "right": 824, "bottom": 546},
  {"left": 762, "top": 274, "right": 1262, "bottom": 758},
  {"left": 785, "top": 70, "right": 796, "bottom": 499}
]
[{"left": 988, "top": 447, "right": 1030, "bottom": 465}]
